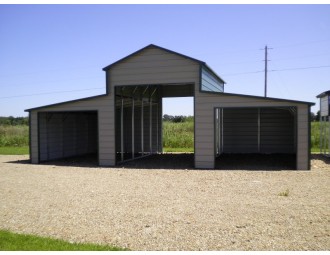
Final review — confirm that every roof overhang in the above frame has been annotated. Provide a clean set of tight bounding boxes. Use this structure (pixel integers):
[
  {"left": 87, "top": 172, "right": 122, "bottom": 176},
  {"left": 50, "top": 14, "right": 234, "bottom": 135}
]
[{"left": 316, "top": 90, "right": 330, "bottom": 98}]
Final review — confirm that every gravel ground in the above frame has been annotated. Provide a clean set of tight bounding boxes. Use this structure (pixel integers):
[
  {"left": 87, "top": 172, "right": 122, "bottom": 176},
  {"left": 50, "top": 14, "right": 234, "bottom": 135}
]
[{"left": 0, "top": 154, "right": 329, "bottom": 251}]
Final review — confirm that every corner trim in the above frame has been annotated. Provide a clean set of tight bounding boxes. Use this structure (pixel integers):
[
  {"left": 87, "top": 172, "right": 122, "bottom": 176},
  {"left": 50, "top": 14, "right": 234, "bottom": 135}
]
[
  {"left": 28, "top": 112, "right": 32, "bottom": 163},
  {"left": 308, "top": 105, "right": 311, "bottom": 170}
]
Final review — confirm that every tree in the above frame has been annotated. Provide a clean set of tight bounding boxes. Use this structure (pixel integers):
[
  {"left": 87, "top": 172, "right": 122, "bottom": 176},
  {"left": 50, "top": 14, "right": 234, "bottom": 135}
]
[{"left": 315, "top": 110, "right": 320, "bottom": 121}]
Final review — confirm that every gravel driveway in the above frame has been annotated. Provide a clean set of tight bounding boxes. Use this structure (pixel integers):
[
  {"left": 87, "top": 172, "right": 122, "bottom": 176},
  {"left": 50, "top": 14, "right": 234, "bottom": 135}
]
[{"left": 0, "top": 155, "right": 329, "bottom": 250}]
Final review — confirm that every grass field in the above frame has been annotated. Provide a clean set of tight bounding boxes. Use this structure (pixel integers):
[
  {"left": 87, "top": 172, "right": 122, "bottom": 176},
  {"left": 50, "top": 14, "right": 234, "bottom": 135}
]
[
  {"left": 0, "top": 125, "right": 29, "bottom": 147},
  {"left": 0, "top": 230, "right": 125, "bottom": 251},
  {"left": 163, "top": 120, "right": 194, "bottom": 151},
  {"left": 0, "top": 146, "right": 29, "bottom": 155},
  {"left": 0, "top": 121, "right": 324, "bottom": 155}
]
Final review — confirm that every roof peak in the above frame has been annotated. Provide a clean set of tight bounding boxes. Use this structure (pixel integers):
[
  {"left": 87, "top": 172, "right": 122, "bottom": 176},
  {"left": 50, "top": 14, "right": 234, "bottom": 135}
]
[{"left": 102, "top": 44, "right": 204, "bottom": 71}]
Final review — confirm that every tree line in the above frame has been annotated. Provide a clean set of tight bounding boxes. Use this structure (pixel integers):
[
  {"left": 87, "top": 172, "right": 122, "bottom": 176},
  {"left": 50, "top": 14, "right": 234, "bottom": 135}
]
[
  {"left": 0, "top": 116, "right": 29, "bottom": 126},
  {"left": 163, "top": 114, "right": 194, "bottom": 123}
]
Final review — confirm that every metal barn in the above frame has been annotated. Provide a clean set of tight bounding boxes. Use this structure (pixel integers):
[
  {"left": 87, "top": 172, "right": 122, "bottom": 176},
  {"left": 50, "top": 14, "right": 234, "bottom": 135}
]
[
  {"left": 317, "top": 90, "right": 330, "bottom": 156},
  {"left": 26, "top": 44, "right": 314, "bottom": 170}
]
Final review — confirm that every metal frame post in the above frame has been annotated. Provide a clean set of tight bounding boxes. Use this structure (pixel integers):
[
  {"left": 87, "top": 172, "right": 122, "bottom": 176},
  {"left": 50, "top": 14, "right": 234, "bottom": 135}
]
[
  {"left": 156, "top": 102, "right": 159, "bottom": 153},
  {"left": 141, "top": 86, "right": 148, "bottom": 155},
  {"left": 149, "top": 87, "right": 157, "bottom": 154},
  {"left": 221, "top": 108, "right": 224, "bottom": 153},
  {"left": 132, "top": 87, "right": 137, "bottom": 159},
  {"left": 141, "top": 95, "right": 144, "bottom": 155},
  {"left": 328, "top": 116, "right": 330, "bottom": 155},
  {"left": 120, "top": 87, "right": 124, "bottom": 162},
  {"left": 149, "top": 91, "right": 152, "bottom": 154},
  {"left": 258, "top": 108, "right": 261, "bottom": 153}
]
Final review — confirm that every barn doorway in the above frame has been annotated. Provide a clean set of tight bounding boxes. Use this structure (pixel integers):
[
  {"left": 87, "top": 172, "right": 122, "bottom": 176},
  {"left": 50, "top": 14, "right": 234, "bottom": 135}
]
[
  {"left": 162, "top": 97, "right": 194, "bottom": 153},
  {"left": 115, "top": 83, "right": 194, "bottom": 166}
]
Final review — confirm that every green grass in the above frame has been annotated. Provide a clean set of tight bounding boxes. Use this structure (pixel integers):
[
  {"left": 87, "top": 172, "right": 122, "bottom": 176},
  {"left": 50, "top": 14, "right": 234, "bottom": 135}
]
[
  {"left": 162, "top": 120, "right": 194, "bottom": 151},
  {"left": 278, "top": 189, "right": 290, "bottom": 197},
  {"left": 0, "top": 125, "right": 29, "bottom": 147},
  {"left": 163, "top": 147, "right": 194, "bottom": 152},
  {"left": 311, "top": 121, "right": 320, "bottom": 151},
  {"left": 0, "top": 146, "right": 29, "bottom": 155},
  {"left": 0, "top": 122, "right": 324, "bottom": 155},
  {"left": 0, "top": 229, "right": 126, "bottom": 251}
]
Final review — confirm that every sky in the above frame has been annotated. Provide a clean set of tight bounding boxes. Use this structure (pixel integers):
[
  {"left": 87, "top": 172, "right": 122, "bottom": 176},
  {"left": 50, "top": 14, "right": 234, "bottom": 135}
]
[{"left": 0, "top": 4, "right": 329, "bottom": 117}]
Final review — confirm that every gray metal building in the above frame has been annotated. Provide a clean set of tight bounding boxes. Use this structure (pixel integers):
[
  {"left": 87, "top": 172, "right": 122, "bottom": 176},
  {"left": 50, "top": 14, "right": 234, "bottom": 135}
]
[{"left": 26, "top": 44, "right": 314, "bottom": 170}]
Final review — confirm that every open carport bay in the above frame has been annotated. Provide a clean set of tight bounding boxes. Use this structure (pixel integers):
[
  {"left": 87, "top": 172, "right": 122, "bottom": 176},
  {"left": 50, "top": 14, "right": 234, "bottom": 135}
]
[
  {"left": 38, "top": 111, "right": 98, "bottom": 162},
  {"left": 215, "top": 107, "right": 296, "bottom": 166}
]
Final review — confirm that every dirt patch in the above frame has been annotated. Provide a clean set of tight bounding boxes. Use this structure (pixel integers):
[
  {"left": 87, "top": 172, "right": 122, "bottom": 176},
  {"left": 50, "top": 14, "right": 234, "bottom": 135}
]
[{"left": 0, "top": 155, "right": 329, "bottom": 250}]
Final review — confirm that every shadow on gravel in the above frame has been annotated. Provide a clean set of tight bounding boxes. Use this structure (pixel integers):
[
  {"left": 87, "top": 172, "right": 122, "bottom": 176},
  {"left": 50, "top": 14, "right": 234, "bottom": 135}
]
[
  {"left": 118, "top": 153, "right": 195, "bottom": 170},
  {"left": 5, "top": 153, "right": 302, "bottom": 171},
  {"left": 120, "top": 153, "right": 297, "bottom": 171},
  {"left": 5, "top": 154, "right": 99, "bottom": 168},
  {"left": 311, "top": 153, "right": 330, "bottom": 164},
  {"left": 215, "top": 153, "right": 296, "bottom": 171}
]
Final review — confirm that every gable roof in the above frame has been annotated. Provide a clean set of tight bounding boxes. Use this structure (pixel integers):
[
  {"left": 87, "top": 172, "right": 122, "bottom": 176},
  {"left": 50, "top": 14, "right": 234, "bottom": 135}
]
[{"left": 102, "top": 44, "right": 226, "bottom": 84}]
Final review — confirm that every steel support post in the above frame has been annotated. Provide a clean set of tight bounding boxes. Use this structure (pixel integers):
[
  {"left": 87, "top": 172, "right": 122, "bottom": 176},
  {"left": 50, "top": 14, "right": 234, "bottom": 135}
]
[
  {"left": 120, "top": 88, "right": 124, "bottom": 162},
  {"left": 141, "top": 97, "right": 144, "bottom": 155},
  {"left": 221, "top": 108, "right": 224, "bottom": 153},
  {"left": 149, "top": 87, "right": 157, "bottom": 154},
  {"left": 156, "top": 103, "right": 159, "bottom": 153},
  {"left": 132, "top": 96, "right": 135, "bottom": 159},
  {"left": 149, "top": 94, "right": 152, "bottom": 154},
  {"left": 131, "top": 87, "right": 137, "bottom": 159},
  {"left": 328, "top": 116, "right": 330, "bottom": 155},
  {"left": 141, "top": 86, "right": 148, "bottom": 155},
  {"left": 258, "top": 108, "right": 261, "bottom": 153}
]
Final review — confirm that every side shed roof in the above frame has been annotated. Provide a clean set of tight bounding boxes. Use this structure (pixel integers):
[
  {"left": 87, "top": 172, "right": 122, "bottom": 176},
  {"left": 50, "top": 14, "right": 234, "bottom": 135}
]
[{"left": 201, "top": 90, "right": 315, "bottom": 106}]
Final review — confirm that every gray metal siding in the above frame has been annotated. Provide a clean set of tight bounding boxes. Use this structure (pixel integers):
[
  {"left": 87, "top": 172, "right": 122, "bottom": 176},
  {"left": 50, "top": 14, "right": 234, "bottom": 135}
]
[
  {"left": 320, "top": 96, "right": 329, "bottom": 116},
  {"left": 201, "top": 65, "right": 224, "bottom": 92},
  {"left": 107, "top": 47, "right": 200, "bottom": 88},
  {"left": 260, "top": 108, "right": 295, "bottom": 153},
  {"left": 223, "top": 108, "right": 258, "bottom": 153}
]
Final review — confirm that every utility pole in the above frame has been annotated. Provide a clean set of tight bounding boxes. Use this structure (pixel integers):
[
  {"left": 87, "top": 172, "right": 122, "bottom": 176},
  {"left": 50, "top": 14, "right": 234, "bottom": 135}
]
[
  {"left": 263, "top": 45, "right": 272, "bottom": 97},
  {"left": 264, "top": 45, "right": 268, "bottom": 97}
]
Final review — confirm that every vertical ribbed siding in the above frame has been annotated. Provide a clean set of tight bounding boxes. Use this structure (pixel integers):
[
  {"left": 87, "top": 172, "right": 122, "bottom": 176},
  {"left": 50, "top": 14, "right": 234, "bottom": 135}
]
[
  {"left": 260, "top": 108, "right": 295, "bottom": 153},
  {"left": 38, "top": 112, "right": 98, "bottom": 162},
  {"left": 223, "top": 108, "right": 258, "bottom": 153}
]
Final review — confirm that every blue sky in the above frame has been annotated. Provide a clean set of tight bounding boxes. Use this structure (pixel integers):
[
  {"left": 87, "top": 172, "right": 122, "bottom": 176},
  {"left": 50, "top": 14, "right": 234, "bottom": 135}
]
[{"left": 0, "top": 4, "right": 329, "bottom": 117}]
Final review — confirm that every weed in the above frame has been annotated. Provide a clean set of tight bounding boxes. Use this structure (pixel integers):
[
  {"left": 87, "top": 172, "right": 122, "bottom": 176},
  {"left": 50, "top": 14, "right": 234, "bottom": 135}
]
[{"left": 278, "top": 189, "right": 290, "bottom": 197}]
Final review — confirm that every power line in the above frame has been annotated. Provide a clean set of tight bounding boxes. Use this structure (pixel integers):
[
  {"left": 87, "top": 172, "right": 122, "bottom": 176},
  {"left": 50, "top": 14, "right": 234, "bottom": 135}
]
[
  {"left": 273, "top": 39, "right": 330, "bottom": 49},
  {"left": 270, "top": 65, "right": 330, "bottom": 72},
  {"left": 0, "top": 87, "right": 104, "bottom": 100},
  {"left": 222, "top": 64, "right": 330, "bottom": 77},
  {"left": 222, "top": 70, "right": 264, "bottom": 76}
]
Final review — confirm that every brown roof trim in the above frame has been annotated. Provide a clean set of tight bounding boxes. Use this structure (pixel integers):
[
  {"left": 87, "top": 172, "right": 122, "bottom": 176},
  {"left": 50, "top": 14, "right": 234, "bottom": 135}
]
[
  {"left": 25, "top": 94, "right": 108, "bottom": 112},
  {"left": 200, "top": 90, "right": 315, "bottom": 106}
]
